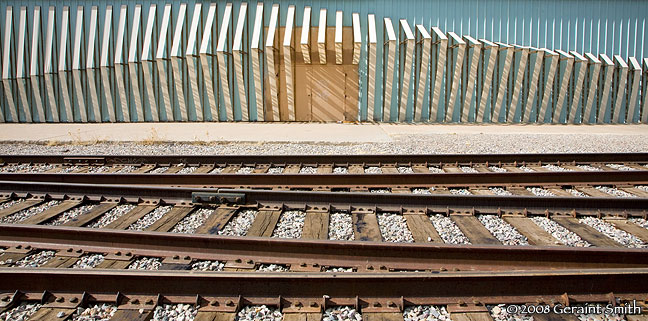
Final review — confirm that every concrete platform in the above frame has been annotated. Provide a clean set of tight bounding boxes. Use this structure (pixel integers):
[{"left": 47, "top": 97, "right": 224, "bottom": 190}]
[{"left": 0, "top": 123, "right": 647, "bottom": 143}]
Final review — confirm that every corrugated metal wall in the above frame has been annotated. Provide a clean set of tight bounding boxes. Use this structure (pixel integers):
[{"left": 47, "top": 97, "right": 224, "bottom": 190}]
[{"left": 0, "top": 0, "right": 646, "bottom": 122}]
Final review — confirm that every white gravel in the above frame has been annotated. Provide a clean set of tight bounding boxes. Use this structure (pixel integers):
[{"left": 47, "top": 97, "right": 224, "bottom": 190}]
[
  {"left": 333, "top": 167, "right": 348, "bottom": 174},
  {"left": 127, "top": 257, "right": 162, "bottom": 270},
  {"left": 328, "top": 212, "right": 355, "bottom": 241},
  {"left": 526, "top": 187, "right": 556, "bottom": 196},
  {"left": 71, "top": 304, "right": 117, "bottom": 321},
  {"left": 542, "top": 164, "right": 572, "bottom": 171},
  {"left": 594, "top": 186, "right": 637, "bottom": 198},
  {"left": 149, "top": 167, "right": 169, "bottom": 174},
  {"left": 171, "top": 208, "right": 214, "bottom": 234},
  {"left": 0, "top": 199, "right": 24, "bottom": 211},
  {"left": 489, "top": 187, "right": 513, "bottom": 196},
  {"left": 299, "top": 166, "right": 317, "bottom": 174},
  {"left": 460, "top": 166, "right": 478, "bottom": 173},
  {"left": 370, "top": 188, "right": 391, "bottom": 193},
  {"left": 87, "top": 204, "right": 136, "bottom": 228},
  {"left": 449, "top": 189, "right": 472, "bottom": 195},
  {"left": 488, "top": 304, "right": 532, "bottom": 321},
  {"left": 607, "top": 163, "right": 636, "bottom": 171},
  {"left": 631, "top": 218, "right": 648, "bottom": 229},
  {"left": 191, "top": 260, "right": 224, "bottom": 271},
  {"left": 178, "top": 166, "right": 197, "bottom": 174},
  {"left": 478, "top": 215, "right": 529, "bottom": 245},
  {"left": 116, "top": 165, "right": 137, "bottom": 173},
  {"left": 45, "top": 204, "right": 97, "bottom": 226},
  {"left": 403, "top": 305, "right": 451, "bottom": 321},
  {"left": 5, "top": 135, "right": 648, "bottom": 155},
  {"left": 152, "top": 304, "right": 196, "bottom": 321},
  {"left": 0, "top": 200, "right": 61, "bottom": 224},
  {"left": 571, "top": 304, "right": 626, "bottom": 321},
  {"left": 531, "top": 216, "right": 591, "bottom": 247},
  {"left": 209, "top": 167, "right": 224, "bottom": 174},
  {"left": 237, "top": 166, "right": 254, "bottom": 174},
  {"left": 86, "top": 166, "right": 111, "bottom": 173},
  {"left": 219, "top": 210, "right": 258, "bottom": 236},
  {"left": 72, "top": 254, "right": 105, "bottom": 269},
  {"left": 398, "top": 166, "right": 414, "bottom": 173},
  {"left": 271, "top": 210, "right": 305, "bottom": 239},
  {"left": 323, "top": 306, "right": 362, "bottom": 321},
  {"left": 325, "top": 267, "right": 354, "bottom": 272},
  {"left": 429, "top": 214, "right": 471, "bottom": 244},
  {"left": 0, "top": 303, "right": 42, "bottom": 321},
  {"left": 58, "top": 165, "right": 80, "bottom": 173},
  {"left": 127, "top": 206, "right": 172, "bottom": 231},
  {"left": 235, "top": 305, "right": 282, "bottom": 321},
  {"left": 579, "top": 217, "right": 647, "bottom": 248},
  {"left": 488, "top": 166, "right": 507, "bottom": 172},
  {"left": 518, "top": 166, "right": 535, "bottom": 172},
  {"left": 428, "top": 166, "right": 444, "bottom": 173},
  {"left": 257, "top": 263, "right": 289, "bottom": 272},
  {"left": 268, "top": 167, "right": 284, "bottom": 174},
  {"left": 0, "top": 163, "right": 54, "bottom": 173},
  {"left": 365, "top": 166, "right": 382, "bottom": 174},
  {"left": 567, "top": 189, "right": 589, "bottom": 197},
  {"left": 577, "top": 165, "right": 602, "bottom": 171},
  {"left": 377, "top": 213, "right": 414, "bottom": 243},
  {"left": 412, "top": 188, "right": 432, "bottom": 194},
  {"left": 13, "top": 250, "right": 55, "bottom": 267}
]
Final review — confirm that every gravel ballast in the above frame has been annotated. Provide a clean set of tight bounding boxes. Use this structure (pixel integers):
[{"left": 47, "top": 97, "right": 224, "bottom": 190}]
[
  {"left": 488, "top": 304, "right": 532, "bottom": 321},
  {"left": 428, "top": 214, "right": 471, "bottom": 244},
  {"left": 531, "top": 217, "right": 591, "bottom": 247},
  {"left": 403, "top": 305, "right": 451, "bottom": 321},
  {"left": 13, "top": 250, "right": 55, "bottom": 267},
  {"left": 328, "top": 212, "right": 355, "bottom": 241},
  {"left": 323, "top": 306, "right": 362, "bottom": 321},
  {"left": 631, "top": 218, "right": 648, "bottom": 229},
  {"left": 477, "top": 215, "right": 529, "bottom": 246},
  {"left": 45, "top": 204, "right": 97, "bottom": 226},
  {"left": 0, "top": 163, "right": 53, "bottom": 173},
  {"left": 127, "top": 257, "right": 162, "bottom": 270},
  {"left": 579, "top": 217, "right": 647, "bottom": 248},
  {"left": 152, "top": 304, "right": 197, "bottom": 321},
  {"left": 0, "top": 200, "right": 61, "bottom": 224},
  {"left": 219, "top": 210, "right": 258, "bottom": 236},
  {"left": 71, "top": 304, "right": 117, "bottom": 321},
  {"left": 594, "top": 186, "right": 637, "bottom": 197},
  {"left": 191, "top": 260, "right": 224, "bottom": 271},
  {"left": 377, "top": 213, "right": 414, "bottom": 243},
  {"left": 271, "top": 210, "right": 305, "bottom": 239},
  {"left": 0, "top": 303, "right": 42, "bottom": 321},
  {"left": 0, "top": 199, "right": 24, "bottom": 211},
  {"left": 72, "top": 254, "right": 105, "bottom": 269},
  {"left": 365, "top": 166, "right": 382, "bottom": 174},
  {"left": 171, "top": 208, "right": 215, "bottom": 234},
  {"left": 236, "top": 305, "right": 282, "bottom": 321},
  {"left": 87, "top": 204, "right": 136, "bottom": 228},
  {"left": 526, "top": 187, "right": 556, "bottom": 196},
  {"left": 257, "top": 264, "right": 289, "bottom": 272},
  {"left": 127, "top": 206, "right": 172, "bottom": 231}
]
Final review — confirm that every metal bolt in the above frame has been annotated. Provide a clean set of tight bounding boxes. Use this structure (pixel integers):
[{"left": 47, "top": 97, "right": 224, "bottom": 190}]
[
  {"left": 16, "top": 245, "right": 22, "bottom": 249},
  {"left": 294, "top": 301, "right": 303, "bottom": 307},
  {"left": 209, "top": 196, "right": 217, "bottom": 202},
  {"left": 173, "top": 255, "right": 180, "bottom": 260},
  {"left": 373, "top": 302, "right": 381, "bottom": 307},
  {"left": 379, "top": 265, "right": 387, "bottom": 270},
  {"left": 115, "top": 251, "right": 122, "bottom": 256},
  {"left": 184, "top": 256, "right": 191, "bottom": 260},
  {"left": 67, "top": 248, "right": 73, "bottom": 252},
  {"left": 1, "top": 296, "right": 10, "bottom": 302},
  {"left": 56, "top": 297, "right": 64, "bottom": 303},
  {"left": 70, "top": 297, "right": 78, "bottom": 303},
  {"left": 366, "top": 265, "right": 374, "bottom": 270},
  {"left": 246, "top": 260, "right": 253, "bottom": 264},
  {"left": 210, "top": 300, "right": 219, "bottom": 306},
  {"left": 146, "top": 299, "right": 154, "bottom": 305},
  {"left": 300, "top": 263, "right": 307, "bottom": 267},
  {"left": 235, "top": 259, "right": 242, "bottom": 263},
  {"left": 388, "top": 301, "right": 396, "bottom": 307},
  {"left": 126, "top": 252, "right": 132, "bottom": 257},
  {"left": 195, "top": 196, "right": 202, "bottom": 202},
  {"left": 131, "top": 299, "right": 140, "bottom": 304},
  {"left": 76, "top": 249, "right": 82, "bottom": 253},
  {"left": 225, "top": 300, "right": 234, "bottom": 306},
  {"left": 25, "top": 245, "right": 31, "bottom": 250}
]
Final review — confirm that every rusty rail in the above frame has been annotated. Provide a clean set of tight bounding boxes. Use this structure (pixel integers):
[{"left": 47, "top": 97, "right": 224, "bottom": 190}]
[
  {"left": 1, "top": 181, "right": 647, "bottom": 215},
  {"left": 1, "top": 268, "right": 647, "bottom": 307},
  {"left": 0, "top": 225, "right": 647, "bottom": 271}
]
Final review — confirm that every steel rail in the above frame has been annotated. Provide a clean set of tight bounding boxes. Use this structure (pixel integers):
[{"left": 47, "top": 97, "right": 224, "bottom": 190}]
[
  {"left": 1, "top": 268, "right": 647, "bottom": 306},
  {"left": 0, "top": 225, "right": 647, "bottom": 271},
  {"left": 1, "top": 181, "right": 647, "bottom": 215},
  {"left": 1, "top": 171, "right": 648, "bottom": 187},
  {"left": 2, "top": 153, "right": 648, "bottom": 165}
]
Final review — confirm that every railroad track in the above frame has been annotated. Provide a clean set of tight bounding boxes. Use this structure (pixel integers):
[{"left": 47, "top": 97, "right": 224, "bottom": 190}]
[{"left": 0, "top": 154, "right": 647, "bottom": 320}]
